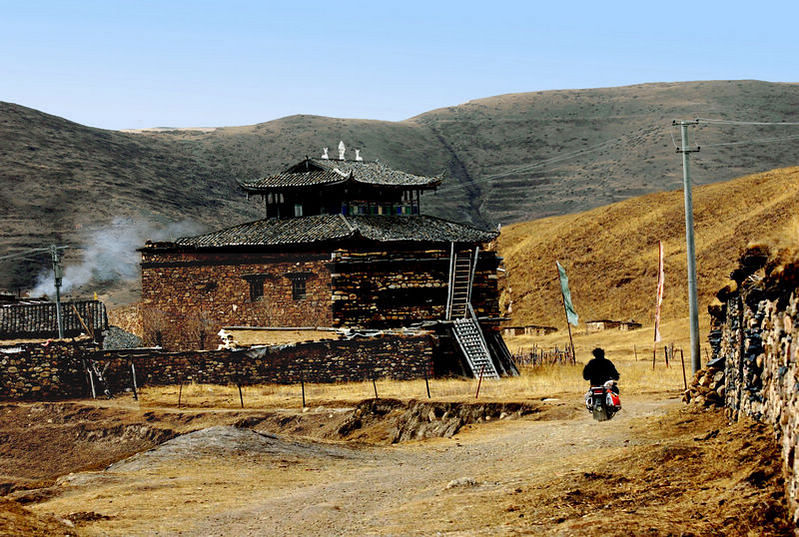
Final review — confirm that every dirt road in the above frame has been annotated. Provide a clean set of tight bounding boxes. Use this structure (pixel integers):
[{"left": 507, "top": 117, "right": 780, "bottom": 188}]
[
  {"left": 182, "top": 396, "right": 675, "bottom": 537},
  {"left": 15, "top": 392, "right": 793, "bottom": 536}
]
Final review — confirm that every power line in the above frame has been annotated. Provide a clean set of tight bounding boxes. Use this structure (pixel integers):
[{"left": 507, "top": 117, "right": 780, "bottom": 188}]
[
  {"left": 0, "top": 246, "right": 69, "bottom": 263},
  {"left": 696, "top": 118, "right": 799, "bottom": 126},
  {"left": 700, "top": 133, "right": 799, "bottom": 148},
  {"left": 435, "top": 126, "right": 661, "bottom": 195},
  {"left": 435, "top": 116, "right": 799, "bottom": 196}
]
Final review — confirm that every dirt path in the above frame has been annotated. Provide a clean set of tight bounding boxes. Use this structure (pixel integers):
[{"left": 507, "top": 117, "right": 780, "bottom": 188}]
[
  {"left": 182, "top": 396, "right": 676, "bottom": 536},
  {"left": 30, "top": 393, "right": 710, "bottom": 536}
]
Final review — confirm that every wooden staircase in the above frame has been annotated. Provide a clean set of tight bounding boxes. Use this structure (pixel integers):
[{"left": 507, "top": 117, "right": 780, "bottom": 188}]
[
  {"left": 451, "top": 304, "right": 500, "bottom": 379},
  {"left": 445, "top": 244, "right": 500, "bottom": 379},
  {"left": 446, "top": 248, "right": 475, "bottom": 320}
]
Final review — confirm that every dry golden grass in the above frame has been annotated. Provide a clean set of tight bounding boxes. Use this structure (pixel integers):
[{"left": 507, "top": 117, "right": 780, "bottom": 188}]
[
  {"left": 137, "top": 355, "right": 685, "bottom": 411},
  {"left": 498, "top": 166, "right": 799, "bottom": 329}
]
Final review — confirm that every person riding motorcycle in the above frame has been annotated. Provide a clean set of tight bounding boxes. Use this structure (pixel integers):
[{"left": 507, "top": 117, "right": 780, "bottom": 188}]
[
  {"left": 582, "top": 347, "right": 620, "bottom": 392},
  {"left": 583, "top": 348, "right": 621, "bottom": 419}
]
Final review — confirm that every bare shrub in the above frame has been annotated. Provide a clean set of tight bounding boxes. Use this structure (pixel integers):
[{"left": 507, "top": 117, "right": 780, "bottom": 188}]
[
  {"left": 140, "top": 307, "right": 172, "bottom": 349},
  {"left": 184, "top": 311, "right": 216, "bottom": 350}
]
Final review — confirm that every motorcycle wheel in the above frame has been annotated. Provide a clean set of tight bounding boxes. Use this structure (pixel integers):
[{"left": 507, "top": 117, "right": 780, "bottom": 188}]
[{"left": 592, "top": 406, "right": 609, "bottom": 421}]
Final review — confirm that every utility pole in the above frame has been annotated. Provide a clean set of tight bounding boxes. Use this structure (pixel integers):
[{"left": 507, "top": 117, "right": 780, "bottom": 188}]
[
  {"left": 50, "top": 244, "right": 64, "bottom": 339},
  {"left": 674, "top": 120, "right": 701, "bottom": 374}
]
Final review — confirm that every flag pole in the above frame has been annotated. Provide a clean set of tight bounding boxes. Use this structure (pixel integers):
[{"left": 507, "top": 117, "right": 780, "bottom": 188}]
[{"left": 557, "top": 263, "right": 577, "bottom": 364}]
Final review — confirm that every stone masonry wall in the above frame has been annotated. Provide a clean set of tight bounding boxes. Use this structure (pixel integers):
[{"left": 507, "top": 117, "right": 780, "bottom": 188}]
[
  {"left": 0, "top": 339, "right": 98, "bottom": 400},
  {"left": 1, "top": 333, "right": 435, "bottom": 401},
  {"left": 708, "top": 247, "right": 799, "bottom": 526},
  {"left": 141, "top": 250, "right": 333, "bottom": 349}
]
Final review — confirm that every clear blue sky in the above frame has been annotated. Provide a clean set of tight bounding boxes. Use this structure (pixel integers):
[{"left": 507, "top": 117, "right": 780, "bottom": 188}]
[{"left": 1, "top": 0, "right": 797, "bottom": 130}]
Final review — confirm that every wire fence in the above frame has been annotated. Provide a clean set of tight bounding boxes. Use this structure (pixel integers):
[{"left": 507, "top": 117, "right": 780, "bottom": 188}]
[{"left": 512, "top": 344, "right": 574, "bottom": 367}]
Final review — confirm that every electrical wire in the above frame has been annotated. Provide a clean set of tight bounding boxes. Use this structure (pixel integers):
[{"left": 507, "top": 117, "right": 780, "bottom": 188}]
[
  {"left": 436, "top": 116, "right": 799, "bottom": 195},
  {"left": 696, "top": 118, "right": 799, "bottom": 126},
  {"left": 435, "top": 126, "right": 662, "bottom": 195},
  {"left": 0, "top": 246, "right": 69, "bottom": 263},
  {"left": 700, "top": 133, "right": 799, "bottom": 148}
]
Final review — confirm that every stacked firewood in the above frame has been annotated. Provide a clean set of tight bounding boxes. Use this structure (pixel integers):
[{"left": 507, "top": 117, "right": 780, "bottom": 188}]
[{"left": 682, "top": 365, "right": 725, "bottom": 408}]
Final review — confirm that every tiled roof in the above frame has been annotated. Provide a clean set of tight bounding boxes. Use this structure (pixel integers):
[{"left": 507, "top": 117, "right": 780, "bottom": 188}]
[
  {"left": 239, "top": 169, "right": 347, "bottom": 189},
  {"left": 170, "top": 215, "right": 496, "bottom": 249},
  {"left": 0, "top": 300, "right": 108, "bottom": 340},
  {"left": 239, "top": 158, "right": 440, "bottom": 191}
]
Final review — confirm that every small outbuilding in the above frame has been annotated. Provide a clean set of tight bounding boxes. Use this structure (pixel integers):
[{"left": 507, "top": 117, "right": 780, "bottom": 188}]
[{"left": 585, "top": 319, "right": 643, "bottom": 332}]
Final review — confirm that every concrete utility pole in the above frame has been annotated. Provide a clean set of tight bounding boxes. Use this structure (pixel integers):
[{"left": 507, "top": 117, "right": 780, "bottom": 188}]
[
  {"left": 674, "top": 120, "right": 701, "bottom": 374},
  {"left": 50, "top": 244, "right": 64, "bottom": 339}
]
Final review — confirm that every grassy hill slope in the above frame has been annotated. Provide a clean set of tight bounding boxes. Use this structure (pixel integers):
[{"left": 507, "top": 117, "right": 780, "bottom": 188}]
[
  {"left": 413, "top": 80, "right": 799, "bottom": 222},
  {"left": 4, "top": 80, "right": 799, "bottom": 292},
  {"left": 497, "top": 167, "right": 799, "bottom": 330}
]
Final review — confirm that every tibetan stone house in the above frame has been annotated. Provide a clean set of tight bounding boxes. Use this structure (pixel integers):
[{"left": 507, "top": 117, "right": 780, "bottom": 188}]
[{"left": 140, "top": 152, "right": 516, "bottom": 378}]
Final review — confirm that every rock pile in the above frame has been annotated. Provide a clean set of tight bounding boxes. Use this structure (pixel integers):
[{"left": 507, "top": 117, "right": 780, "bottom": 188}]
[{"left": 683, "top": 363, "right": 725, "bottom": 408}]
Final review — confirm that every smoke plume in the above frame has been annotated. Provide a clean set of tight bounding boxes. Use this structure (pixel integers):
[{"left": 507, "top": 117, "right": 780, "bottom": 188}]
[{"left": 30, "top": 217, "right": 204, "bottom": 297}]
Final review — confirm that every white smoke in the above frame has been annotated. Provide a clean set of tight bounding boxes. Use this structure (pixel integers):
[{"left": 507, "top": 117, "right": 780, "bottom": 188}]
[{"left": 30, "top": 217, "right": 205, "bottom": 297}]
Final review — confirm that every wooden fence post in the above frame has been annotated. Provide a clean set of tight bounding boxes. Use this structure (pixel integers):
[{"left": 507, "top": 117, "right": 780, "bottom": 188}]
[{"left": 475, "top": 363, "right": 486, "bottom": 399}]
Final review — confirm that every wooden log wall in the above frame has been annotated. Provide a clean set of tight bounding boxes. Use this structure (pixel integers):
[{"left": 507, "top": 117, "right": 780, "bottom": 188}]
[{"left": 330, "top": 248, "right": 501, "bottom": 328}]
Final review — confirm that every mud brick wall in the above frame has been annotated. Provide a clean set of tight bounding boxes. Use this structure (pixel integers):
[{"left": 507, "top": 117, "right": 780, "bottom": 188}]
[
  {"left": 140, "top": 250, "right": 333, "bottom": 349},
  {"left": 98, "top": 333, "right": 435, "bottom": 389},
  {"left": 0, "top": 339, "right": 97, "bottom": 401},
  {"left": 331, "top": 248, "right": 501, "bottom": 328},
  {"left": 709, "top": 248, "right": 799, "bottom": 525}
]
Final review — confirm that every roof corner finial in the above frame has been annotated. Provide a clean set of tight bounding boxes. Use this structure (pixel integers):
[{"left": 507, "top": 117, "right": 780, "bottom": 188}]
[
  {"left": 355, "top": 149, "right": 363, "bottom": 161},
  {"left": 338, "top": 140, "right": 346, "bottom": 160},
  {"left": 321, "top": 147, "right": 329, "bottom": 159}
]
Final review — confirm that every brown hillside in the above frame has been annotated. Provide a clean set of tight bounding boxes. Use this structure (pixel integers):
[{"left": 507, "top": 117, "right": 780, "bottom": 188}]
[
  {"left": 4, "top": 80, "right": 799, "bottom": 292},
  {"left": 498, "top": 167, "right": 799, "bottom": 329}
]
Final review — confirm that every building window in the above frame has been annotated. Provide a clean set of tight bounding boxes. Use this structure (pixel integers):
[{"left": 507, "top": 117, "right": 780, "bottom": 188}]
[
  {"left": 243, "top": 275, "right": 266, "bottom": 302},
  {"left": 292, "top": 278, "right": 306, "bottom": 300},
  {"left": 285, "top": 272, "right": 311, "bottom": 301},
  {"left": 294, "top": 203, "right": 303, "bottom": 217}
]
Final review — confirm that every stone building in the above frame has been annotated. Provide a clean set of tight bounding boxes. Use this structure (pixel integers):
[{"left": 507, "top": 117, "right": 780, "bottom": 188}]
[{"left": 140, "top": 150, "right": 516, "bottom": 378}]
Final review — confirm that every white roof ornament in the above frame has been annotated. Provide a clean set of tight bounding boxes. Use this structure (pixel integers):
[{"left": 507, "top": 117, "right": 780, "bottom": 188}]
[
  {"left": 355, "top": 149, "right": 363, "bottom": 161},
  {"left": 321, "top": 147, "right": 329, "bottom": 159},
  {"left": 338, "top": 140, "right": 346, "bottom": 160}
]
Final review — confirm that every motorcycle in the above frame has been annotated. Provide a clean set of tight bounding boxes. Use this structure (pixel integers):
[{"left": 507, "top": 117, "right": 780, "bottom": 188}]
[{"left": 584, "top": 380, "right": 621, "bottom": 421}]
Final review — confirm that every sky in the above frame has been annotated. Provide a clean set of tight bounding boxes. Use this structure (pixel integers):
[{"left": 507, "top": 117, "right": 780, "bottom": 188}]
[{"left": 1, "top": 0, "right": 798, "bottom": 130}]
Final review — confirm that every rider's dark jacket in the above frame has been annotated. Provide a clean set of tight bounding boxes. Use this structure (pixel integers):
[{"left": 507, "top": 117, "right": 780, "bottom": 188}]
[{"left": 582, "top": 357, "right": 620, "bottom": 386}]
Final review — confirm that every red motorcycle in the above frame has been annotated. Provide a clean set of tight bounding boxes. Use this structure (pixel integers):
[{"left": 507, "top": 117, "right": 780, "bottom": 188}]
[{"left": 584, "top": 380, "right": 621, "bottom": 421}]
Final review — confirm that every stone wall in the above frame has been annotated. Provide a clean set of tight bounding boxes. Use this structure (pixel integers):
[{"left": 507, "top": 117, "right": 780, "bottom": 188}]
[
  {"left": 100, "top": 333, "right": 434, "bottom": 390},
  {"left": 140, "top": 245, "right": 503, "bottom": 349},
  {"left": 140, "top": 250, "right": 333, "bottom": 349},
  {"left": 708, "top": 246, "right": 799, "bottom": 525},
  {"left": 0, "top": 339, "right": 97, "bottom": 400},
  {"left": 1, "top": 333, "right": 435, "bottom": 401}
]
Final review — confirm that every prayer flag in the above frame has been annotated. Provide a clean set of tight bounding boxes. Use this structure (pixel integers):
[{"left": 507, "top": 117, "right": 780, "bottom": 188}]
[
  {"left": 556, "top": 261, "right": 579, "bottom": 326},
  {"left": 654, "top": 241, "right": 665, "bottom": 342}
]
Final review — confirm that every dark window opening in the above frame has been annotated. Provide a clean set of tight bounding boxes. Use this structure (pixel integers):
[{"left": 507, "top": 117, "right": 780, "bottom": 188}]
[
  {"left": 243, "top": 275, "right": 266, "bottom": 302},
  {"left": 285, "top": 272, "right": 312, "bottom": 301},
  {"left": 292, "top": 278, "right": 306, "bottom": 300}
]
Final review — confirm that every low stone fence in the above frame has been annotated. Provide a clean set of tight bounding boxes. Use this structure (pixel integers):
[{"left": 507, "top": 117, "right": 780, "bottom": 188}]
[
  {"left": 0, "top": 333, "right": 436, "bottom": 401},
  {"left": 708, "top": 245, "right": 799, "bottom": 526},
  {"left": 0, "top": 339, "right": 98, "bottom": 400},
  {"left": 100, "top": 333, "right": 435, "bottom": 392}
]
